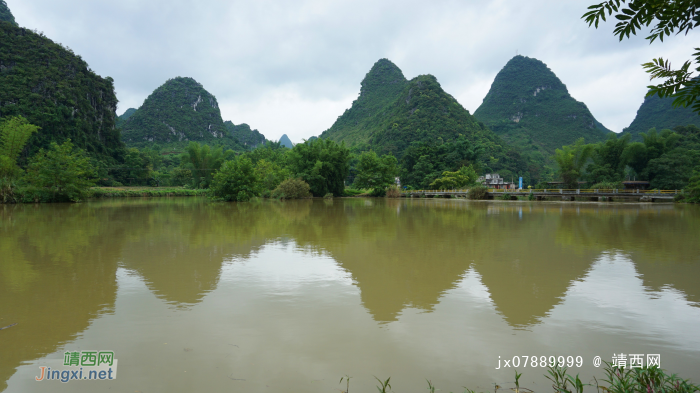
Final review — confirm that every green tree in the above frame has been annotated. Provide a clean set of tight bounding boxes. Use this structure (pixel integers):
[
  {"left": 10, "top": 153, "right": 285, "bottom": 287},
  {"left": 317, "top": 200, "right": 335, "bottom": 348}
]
[
  {"left": 646, "top": 149, "right": 699, "bottom": 188},
  {"left": 171, "top": 168, "right": 193, "bottom": 187},
  {"left": 254, "top": 159, "right": 291, "bottom": 193},
  {"left": 583, "top": 0, "right": 700, "bottom": 113},
  {"left": 0, "top": 116, "right": 39, "bottom": 203},
  {"left": 24, "top": 139, "right": 96, "bottom": 202},
  {"left": 0, "top": 116, "right": 40, "bottom": 201},
  {"left": 180, "top": 142, "right": 232, "bottom": 188},
  {"left": 123, "top": 148, "right": 153, "bottom": 185},
  {"left": 429, "top": 165, "right": 478, "bottom": 190},
  {"left": 686, "top": 170, "right": 700, "bottom": 202},
  {"left": 210, "top": 157, "right": 261, "bottom": 202},
  {"left": 554, "top": 138, "right": 594, "bottom": 189},
  {"left": 621, "top": 128, "right": 681, "bottom": 177},
  {"left": 353, "top": 151, "right": 398, "bottom": 195},
  {"left": 0, "top": 116, "right": 40, "bottom": 166},
  {"left": 287, "top": 139, "right": 350, "bottom": 197},
  {"left": 244, "top": 142, "right": 288, "bottom": 166},
  {"left": 586, "top": 133, "right": 631, "bottom": 184}
]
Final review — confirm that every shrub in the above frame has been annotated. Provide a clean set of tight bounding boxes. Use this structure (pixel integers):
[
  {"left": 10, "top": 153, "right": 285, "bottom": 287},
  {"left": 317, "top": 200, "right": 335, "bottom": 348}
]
[
  {"left": 23, "top": 139, "right": 96, "bottom": 202},
  {"left": 589, "top": 181, "right": 623, "bottom": 190},
  {"left": 272, "top": 178, "right": 311, "bottom": 199},
  {"left": 468, "top": 185, "right": 489, "bottom": 200},
  {"left": 429, "top": 165, "right": 478, "bottom": 190},
  {"left": 343, "top": 188, "right": 365, "bottom": 197},
  {"left": 210, "top": 157, "right": 261, "bottom": 202},
  {"left": 685, "top": 170, "right": 700, "bottom": 203},
  {"left": 385, "top": 185, "right": 401, "bottom": 198},
  {"left": 369, "top": 187, "right": 386, "bottom": 197},
  {"left": 353, "top": 151, "right": 398, "bottom": 195},
  {"left": 498, "top": 193, "right": 513, "bottom": 201}
]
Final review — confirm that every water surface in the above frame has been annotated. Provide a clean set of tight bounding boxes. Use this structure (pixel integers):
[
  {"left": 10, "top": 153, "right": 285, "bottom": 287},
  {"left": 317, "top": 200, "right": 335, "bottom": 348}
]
[{"left": 1, "top": 198, "right": 699, "bottom": 392}]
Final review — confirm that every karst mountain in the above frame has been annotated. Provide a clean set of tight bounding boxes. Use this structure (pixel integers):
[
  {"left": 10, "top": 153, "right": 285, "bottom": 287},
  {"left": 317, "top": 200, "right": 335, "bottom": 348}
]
[
  {"left": 473, "top": 55, "right": 611, "bottom": 155},
  {"left": 623, "top": 92, "right": 700, "bottom": 140}
]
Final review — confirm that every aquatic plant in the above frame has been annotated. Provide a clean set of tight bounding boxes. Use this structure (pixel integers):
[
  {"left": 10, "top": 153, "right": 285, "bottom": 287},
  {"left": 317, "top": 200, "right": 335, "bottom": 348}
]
[
  {"left": 468, "top": 185, "right": 489, "bottom": 200},
  {"left": 498, "top": 193, "right": 512, "bottom": 201},
  {"left": 385, "top": 185, "right": 401, "bottom": 198},
  {"left": 340, "top": 363, "right": 699, "bottom": 393},
  {"left": 375, "top": 376, "right": 391, "bottom": 393}
]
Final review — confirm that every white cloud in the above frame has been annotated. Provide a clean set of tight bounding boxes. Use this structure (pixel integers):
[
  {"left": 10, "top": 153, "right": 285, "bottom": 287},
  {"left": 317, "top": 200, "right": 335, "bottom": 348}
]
[{"left": 7, "top": 0, "right": 699, "bottom": 141}]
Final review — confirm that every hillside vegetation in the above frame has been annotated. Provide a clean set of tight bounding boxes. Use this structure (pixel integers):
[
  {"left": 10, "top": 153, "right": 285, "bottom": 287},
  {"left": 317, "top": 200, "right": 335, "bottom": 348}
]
[
  {"left": 0, "top": 22, "right": 124, "bottom": 162},
  {"left": 320, "top": 58, "right": 539, "bottom": 184},
  {"left": 0, "top": 1, "right": 16, "bottom": 25},
  {"left": 321, "top": 59, "right": 408, "bottom": 149},
  {"left": 116, "top": 108, "right": 137, "bottom": 126},
  {"left": 120, "top": 77, "right": 243, "bottom": 150},
  {"left": 623, "top": 94, "right": 700, "bottom": 140},
  {"left": 474, "top": 55, "right": 611, "bottom": 156},
  {"left": 224, "top": 121, "right": 266, "bottom": 148}
]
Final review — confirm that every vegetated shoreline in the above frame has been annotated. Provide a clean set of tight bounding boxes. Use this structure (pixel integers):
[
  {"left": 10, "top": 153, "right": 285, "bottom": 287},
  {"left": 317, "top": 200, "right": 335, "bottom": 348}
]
[
  {"left": 83, "top": 187, "right": 683, "bottom": 205},
  {"left": 89, "top": 187, "right": 208, "bottom": 198}
]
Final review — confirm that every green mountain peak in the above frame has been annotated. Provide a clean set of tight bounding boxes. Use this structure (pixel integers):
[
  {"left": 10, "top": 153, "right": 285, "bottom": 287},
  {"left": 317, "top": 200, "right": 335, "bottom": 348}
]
[
  {"left": 0, "top": 22, "right": 123, "bottom": 161},
  {"left": 319, "top": 60, "right": 535, "bottom": 183},
  {"left": 224, "top": 121, "right": 266, "bottom": 148},
  {"left": 120, "top": 77, "right": 240, "bottom": 149},
  {"left": 320, "top": 59, "right": 408, "bottom": 147},
  {"left": 474, "top": 55, "right": 611, "bottom": 154},
  {"left": 623, "top": 93, "right": 700, "bottom": 140},
  {"left": 119, "top": 108, "right": 137, "bottom": 120},
  {"left": 369, "top": 73, "right": 489, "bottom": 157},
  {"left": 279, "top": 134, "right": 293, "bottom": 148},
  {"left": 359, "top": 58, "right": 407, "bottom": 100}
]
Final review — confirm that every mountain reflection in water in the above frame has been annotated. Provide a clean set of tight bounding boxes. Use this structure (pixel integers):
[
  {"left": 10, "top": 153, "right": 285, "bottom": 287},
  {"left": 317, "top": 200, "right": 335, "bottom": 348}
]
[{"left": 1, "top": 198, "right": 698, "bottom": 392}]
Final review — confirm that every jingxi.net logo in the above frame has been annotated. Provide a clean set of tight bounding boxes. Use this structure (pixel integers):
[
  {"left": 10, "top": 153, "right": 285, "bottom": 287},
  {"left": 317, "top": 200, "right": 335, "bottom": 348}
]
[{"left": 35, "top": 351, "right": 117, "bottom": 383}]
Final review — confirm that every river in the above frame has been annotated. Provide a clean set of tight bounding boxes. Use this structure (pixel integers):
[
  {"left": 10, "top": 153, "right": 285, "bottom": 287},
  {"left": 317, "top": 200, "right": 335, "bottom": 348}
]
[{"left": 1, "top": 198, "right": 699, "bottom": 392}]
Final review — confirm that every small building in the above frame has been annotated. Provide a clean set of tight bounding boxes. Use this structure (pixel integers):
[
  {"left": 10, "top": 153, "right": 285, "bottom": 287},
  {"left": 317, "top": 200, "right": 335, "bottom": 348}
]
[{"left": 478, "top": 173, "right": 515, "bottom": 189}]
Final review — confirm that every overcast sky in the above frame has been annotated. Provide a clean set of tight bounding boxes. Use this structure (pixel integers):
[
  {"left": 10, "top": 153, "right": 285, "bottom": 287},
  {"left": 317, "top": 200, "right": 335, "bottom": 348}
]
[{"left": 8, "top": 0, "right": 699, "bottom": 143}]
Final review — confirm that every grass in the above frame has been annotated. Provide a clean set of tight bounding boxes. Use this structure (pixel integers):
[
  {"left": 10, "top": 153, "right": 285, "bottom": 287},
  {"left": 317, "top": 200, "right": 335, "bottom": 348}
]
[
  {"left": 89, "top": 186, "right": 208, "bottom": 198},
  {"left": 343, "top": 363, "right": 698, "bottom": 393},
  {"left": 343, "top": 188, "right": 373, "bottom": 197}
]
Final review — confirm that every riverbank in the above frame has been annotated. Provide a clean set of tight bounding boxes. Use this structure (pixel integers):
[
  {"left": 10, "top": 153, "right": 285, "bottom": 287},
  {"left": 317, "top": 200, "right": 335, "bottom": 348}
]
[{"left": 89, "top": 187, "right": 208, "bottom": 198}]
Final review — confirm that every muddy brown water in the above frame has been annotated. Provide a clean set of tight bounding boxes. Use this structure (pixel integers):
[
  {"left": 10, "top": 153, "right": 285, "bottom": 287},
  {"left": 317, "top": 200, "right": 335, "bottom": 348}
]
[{"left": 1, "top": 198, "right": 699, "bottom": 392}]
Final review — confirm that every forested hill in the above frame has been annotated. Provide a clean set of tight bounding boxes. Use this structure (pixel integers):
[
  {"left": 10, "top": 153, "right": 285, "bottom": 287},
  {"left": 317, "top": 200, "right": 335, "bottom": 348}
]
[
  {"left": 119, "top": 108, "right": 137, "bottom": 122},
  {"left": 116, "top": 107, "right": 137, "bottom": 128},
  {"left": 0, "top": 0, "right": 16, "bottom": 25},
  {"left": 0, "top": 22, "right": 123, "bottom": 161},
  {"left": 224, "top": 121, "right": 266, "bottom": 148},
  {"left": 474, "top": 55, "right": 611, "bottom": 155},
  {"left": 120, "top": 77, "right": 242, "bottom": 149},
  {"left": 319, "top": 58, "right": 536, "bottom": 183},
  {"left": 320, "top": 58, "right": 408, "bottom": 149},
  {"left": 321, "top": 58, "right": 502, "bottom": 157},
  {"left": 623, "top": 93, "right": 700, "bottom": 140},
  {"left": 369, "top": 74, "right": 501, "bottom": 158}
]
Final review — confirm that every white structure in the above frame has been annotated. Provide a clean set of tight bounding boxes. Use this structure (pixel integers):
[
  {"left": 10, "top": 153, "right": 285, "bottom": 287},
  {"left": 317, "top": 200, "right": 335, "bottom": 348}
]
[{"left": 477, "top": 173, "right": 514, "bottom": 189}]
